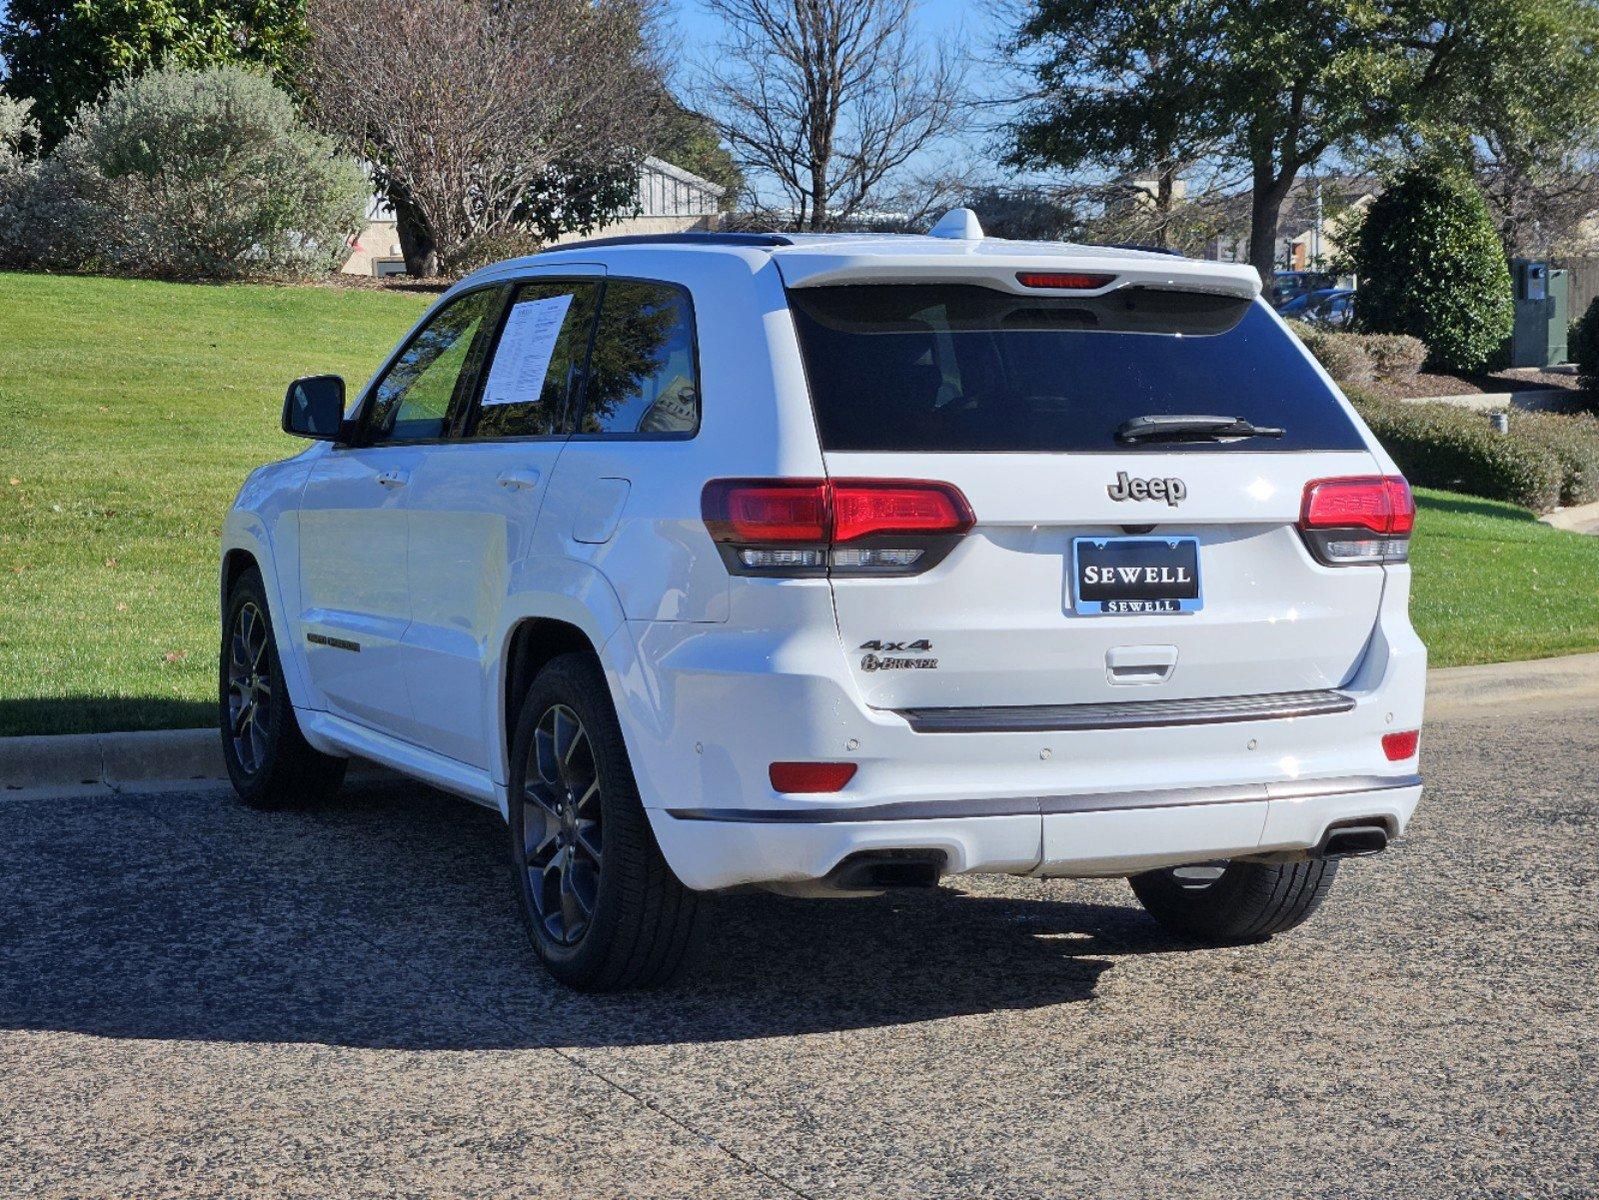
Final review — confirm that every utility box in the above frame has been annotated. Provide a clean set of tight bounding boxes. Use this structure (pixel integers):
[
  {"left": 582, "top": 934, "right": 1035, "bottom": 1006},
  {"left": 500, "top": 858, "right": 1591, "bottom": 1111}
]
[{"left": 1510, "top": 259, "right": 1568, "bottom": 367}]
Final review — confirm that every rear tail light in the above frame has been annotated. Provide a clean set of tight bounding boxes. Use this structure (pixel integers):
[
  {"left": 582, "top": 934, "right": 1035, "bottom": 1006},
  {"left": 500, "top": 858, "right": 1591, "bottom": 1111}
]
[
  {"left": 702, "top": 478, "right": 974, "bottom": 576},
  {"left": 1299, "top": 476, "right": 1414, "bottom": 565},
  {"left": 1381, "top": 730, "right": 1420, "bottom": 761},
  {"left": 706, "top": 479, "right": 829, "bottom": 542},
  {"left": 769, "top": 762, "right": 857, "bottom": 793}
]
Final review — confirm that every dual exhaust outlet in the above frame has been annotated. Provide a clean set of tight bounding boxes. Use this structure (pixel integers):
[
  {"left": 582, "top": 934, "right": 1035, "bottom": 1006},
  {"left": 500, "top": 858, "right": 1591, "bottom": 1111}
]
[{"left": 819, "top": 821, "right": 1390, "bottom": 896}]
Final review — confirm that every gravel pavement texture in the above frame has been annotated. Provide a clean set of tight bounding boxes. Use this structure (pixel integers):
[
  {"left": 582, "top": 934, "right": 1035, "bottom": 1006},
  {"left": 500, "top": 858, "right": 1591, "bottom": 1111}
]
[{"left": 1, "top": 682, "right": 1594, "bottom": 1198}]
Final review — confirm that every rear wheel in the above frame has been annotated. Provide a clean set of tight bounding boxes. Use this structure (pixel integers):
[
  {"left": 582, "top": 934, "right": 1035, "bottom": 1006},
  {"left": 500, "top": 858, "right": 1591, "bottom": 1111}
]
[
  {"left": 1129, "top": 857, "right": 1340, "bottom": 942},
  {"left": 509, "top": 653, "right": 699, "bottom": 990},
  {"left": 219, "top": 567, "right": 347, "bottom": 809}
]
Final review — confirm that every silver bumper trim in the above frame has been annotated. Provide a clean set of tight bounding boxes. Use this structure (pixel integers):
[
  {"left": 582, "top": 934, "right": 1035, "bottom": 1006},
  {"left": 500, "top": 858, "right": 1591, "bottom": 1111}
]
[
  {"left": 664, "top": 773, "right": 1423, "bottom": 824},
  {"left": 897, "top": 689, "right": 1355, "bottom": 734}
]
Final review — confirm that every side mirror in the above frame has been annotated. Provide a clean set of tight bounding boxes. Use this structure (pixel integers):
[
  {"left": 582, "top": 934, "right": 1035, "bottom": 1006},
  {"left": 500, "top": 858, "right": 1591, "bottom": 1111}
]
[{"left": 283, "top": 375, "right": 348, "bottom": 440}]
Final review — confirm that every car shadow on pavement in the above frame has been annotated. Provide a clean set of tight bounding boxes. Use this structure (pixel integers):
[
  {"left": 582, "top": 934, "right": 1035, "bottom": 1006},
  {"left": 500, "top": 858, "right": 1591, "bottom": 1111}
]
[{"left": 0, "top": 780, "right": 1202, "bottom": 1051}]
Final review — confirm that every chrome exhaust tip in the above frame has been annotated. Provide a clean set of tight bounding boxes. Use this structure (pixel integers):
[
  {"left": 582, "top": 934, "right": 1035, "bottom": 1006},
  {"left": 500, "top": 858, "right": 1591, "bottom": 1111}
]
[
  {"left": 829, "top": 849, "right": 946, "bottom": 891},
  {"left": 1317, "top": 823, "right": 1390, "bottom": 858}
]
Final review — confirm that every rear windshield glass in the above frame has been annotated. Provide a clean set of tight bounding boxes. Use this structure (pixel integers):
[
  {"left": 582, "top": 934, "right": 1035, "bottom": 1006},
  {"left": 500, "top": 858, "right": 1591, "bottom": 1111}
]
[{"left": 787, "top": 284, "right": 1366, "bottom": 453}]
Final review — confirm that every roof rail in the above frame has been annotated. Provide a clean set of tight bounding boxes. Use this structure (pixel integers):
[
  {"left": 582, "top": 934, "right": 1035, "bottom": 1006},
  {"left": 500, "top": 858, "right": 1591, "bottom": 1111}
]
[{"left": 540, "top": 231, "right": 794, "bottom": 253}]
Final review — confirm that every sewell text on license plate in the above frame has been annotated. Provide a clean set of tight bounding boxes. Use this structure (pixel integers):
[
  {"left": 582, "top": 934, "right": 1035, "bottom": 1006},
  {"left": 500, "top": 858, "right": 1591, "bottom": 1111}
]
[{"left": 1070, "top": 536, "right": 1203, "bottom": 616}]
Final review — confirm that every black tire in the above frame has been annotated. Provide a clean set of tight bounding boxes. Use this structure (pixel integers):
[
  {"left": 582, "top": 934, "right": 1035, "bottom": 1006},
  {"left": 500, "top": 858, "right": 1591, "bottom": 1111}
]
[
  {"left": 219, "top": 567, "right": 347, "bottom": 809},
  {"left": 508, "top": 652, "right": 699, "bottom": 990},
  {"left": 1129, "top": 857, "right": 1340, "bottom": 942}
]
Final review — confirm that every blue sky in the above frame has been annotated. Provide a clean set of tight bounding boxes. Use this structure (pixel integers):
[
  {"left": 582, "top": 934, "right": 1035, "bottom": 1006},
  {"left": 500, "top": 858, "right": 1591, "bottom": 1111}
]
[
  {"left": 663, "top": 0, "right": 1015, "bottom": 191},
  {"left": 668, "top": 0, "right": 993, "bottom": 54}
]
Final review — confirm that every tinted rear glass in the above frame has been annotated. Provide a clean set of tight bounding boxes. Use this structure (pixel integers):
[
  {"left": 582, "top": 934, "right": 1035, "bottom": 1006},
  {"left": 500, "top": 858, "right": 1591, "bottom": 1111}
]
[{"left": 787, "top": 285, "right": 1366, "bottom": 453}]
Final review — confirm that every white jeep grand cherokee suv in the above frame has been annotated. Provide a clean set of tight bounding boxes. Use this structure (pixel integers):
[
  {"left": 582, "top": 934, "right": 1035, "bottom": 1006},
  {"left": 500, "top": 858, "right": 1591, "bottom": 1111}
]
[{"left": 220, "top": 212, "right": 1425, "bottom": 990}]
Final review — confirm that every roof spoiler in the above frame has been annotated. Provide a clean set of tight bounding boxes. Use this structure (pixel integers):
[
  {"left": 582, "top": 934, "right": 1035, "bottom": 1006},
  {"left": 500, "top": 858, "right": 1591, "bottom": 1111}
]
[{"left": 777, "top": 253, "right": 1261, "bottom": 300}]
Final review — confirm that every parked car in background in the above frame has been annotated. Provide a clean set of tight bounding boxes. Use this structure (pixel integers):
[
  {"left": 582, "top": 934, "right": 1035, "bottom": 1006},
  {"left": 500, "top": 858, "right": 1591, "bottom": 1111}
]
[
  {"left": 1279, "top": 287, "right": 1356, "bottom": 328},
  {"left": 220, "top": 213, "right": 1426, "bottom": 990},
  {"left": 1271, "top": 270, "right": 1338, "bottom": 307}
]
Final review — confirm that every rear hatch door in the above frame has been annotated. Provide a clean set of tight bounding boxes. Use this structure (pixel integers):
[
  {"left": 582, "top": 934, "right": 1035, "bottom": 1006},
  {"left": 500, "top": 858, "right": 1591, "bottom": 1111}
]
[{"left": 781, "top": 271, "right": 1387, "bottom": 711}]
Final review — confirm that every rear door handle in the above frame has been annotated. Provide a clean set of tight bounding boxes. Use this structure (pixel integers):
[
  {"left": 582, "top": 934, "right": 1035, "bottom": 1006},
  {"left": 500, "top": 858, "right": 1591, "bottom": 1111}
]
[
  {"left": 497, "top": 468, "right": 541, "bottom": 491},
  {"left": 1107, "top": 645, "right": 1178, "bottom": 684},
  {"left": 375, "top": 468, "right": 410, "bottom": 489}
]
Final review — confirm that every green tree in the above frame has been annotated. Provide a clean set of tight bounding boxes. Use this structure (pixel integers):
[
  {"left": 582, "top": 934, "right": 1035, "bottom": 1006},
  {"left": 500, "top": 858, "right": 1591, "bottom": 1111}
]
[
  {"left": 0, "top": 0, "right": 307, "bottom": 145},
  {"left": 1352, "top": 159, "right": 1514, "bottom": 373},
  {"left": 1007, "top": 0, "right": 1599, "bottom": 279},
  {"left": 1008, "top": 0, "right": 1228, "bottom": 249}
]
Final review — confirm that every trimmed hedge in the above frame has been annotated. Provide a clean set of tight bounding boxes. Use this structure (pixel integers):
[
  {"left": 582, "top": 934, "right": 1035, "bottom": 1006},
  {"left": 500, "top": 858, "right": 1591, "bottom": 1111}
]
[
  {"left": 1288, "top": 321, "right": 1425, "bottom": 384},
  {"left": 1347, "top": 392, "right": 1595, "bottom": 513},
  {"left": 1290, "top": 321, "right": 1373, "bottom": 381},
  {"left": 1509, "top": 408, "right": 1599, "bottom": 506},
  {"left": 1361, "top": 333, "right": 1428, "bottom": 378}
]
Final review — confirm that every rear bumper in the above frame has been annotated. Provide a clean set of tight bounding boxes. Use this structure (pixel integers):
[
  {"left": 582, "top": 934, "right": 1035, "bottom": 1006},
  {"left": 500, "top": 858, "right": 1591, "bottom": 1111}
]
[
  {"left": 653, "top": 776, "right": 1422, "bottom": 891},
  {"left": 616, "top": 567, "right": 1427, "bottom": 892}
]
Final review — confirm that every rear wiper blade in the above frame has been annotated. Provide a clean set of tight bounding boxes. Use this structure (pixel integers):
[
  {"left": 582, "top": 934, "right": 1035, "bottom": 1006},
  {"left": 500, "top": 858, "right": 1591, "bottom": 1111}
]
[{"left": 1115, "top": 414, "right": 1287, "bottom": 444}]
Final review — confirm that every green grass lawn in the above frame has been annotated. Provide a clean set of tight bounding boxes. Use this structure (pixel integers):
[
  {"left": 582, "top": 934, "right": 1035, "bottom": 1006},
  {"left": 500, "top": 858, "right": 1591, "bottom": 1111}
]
[
  {"left": 2, "top": 271, "right": 1598, "bottom": 737},
  {"left": 0, "top": 272, "right": 430, "bottom": 737},
  {"left": 1408, "top": 488, "right": 1599, "bottom": 667}
]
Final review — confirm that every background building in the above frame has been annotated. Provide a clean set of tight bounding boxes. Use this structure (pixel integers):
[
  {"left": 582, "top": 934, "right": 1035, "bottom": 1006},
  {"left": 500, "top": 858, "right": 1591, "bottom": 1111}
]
[{"left": 341, "top": 156, "right": 727, "bottom": 276}]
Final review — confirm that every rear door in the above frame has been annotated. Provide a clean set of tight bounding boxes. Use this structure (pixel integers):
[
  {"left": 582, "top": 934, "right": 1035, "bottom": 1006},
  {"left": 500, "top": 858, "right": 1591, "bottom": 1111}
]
[
  {"left": 784, "top": 281, "right": 1388, "bottom": 711},
  {"left": 538, "top": 276, "right": 728, "bottom": 624}
]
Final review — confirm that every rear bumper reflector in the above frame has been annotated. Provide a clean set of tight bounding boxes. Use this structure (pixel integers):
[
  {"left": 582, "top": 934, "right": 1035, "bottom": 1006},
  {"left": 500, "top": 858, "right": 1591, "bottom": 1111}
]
[
  {"left": 896, "top": 688, "right": 1355, "bottom": 734},
  {"left": 664, "top": 773, "right": 1422, "bottom": 824}
]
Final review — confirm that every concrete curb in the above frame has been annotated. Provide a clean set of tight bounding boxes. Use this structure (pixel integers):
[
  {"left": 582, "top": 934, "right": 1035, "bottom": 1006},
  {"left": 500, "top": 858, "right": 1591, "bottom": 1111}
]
[
  {"left": 1426, "top": 651, "right": 1599, "bottom": 719},
  {"left": 0, "top": 727, "right": 390, "bottom": 801},
  {"left": 4, "top": 652, "right": 1597, "bottom": 797}
]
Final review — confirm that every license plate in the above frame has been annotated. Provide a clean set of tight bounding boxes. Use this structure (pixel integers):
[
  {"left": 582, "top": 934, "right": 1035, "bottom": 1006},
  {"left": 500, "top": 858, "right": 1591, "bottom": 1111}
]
[{"left": 1071, "top": 536, "right": 1202, "bottom": 616}]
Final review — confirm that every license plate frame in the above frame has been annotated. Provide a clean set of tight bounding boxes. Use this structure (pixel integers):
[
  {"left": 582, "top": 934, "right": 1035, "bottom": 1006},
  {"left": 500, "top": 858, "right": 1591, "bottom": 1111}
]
[{"left": 1070, "top": 536, "right": 1203, "bottom": 616}]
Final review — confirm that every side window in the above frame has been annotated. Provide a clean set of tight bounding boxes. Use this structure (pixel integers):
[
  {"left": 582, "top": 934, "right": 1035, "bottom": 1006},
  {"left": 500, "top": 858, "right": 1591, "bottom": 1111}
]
[
  {"left": 578, "top": 281, "right": 699, "bottom": 436},
  {"left": 365, "top": 288, "right": 499, "bottom": 443},
  {"left": 471, "top": 281, "right": 600, "bottom": 439}
]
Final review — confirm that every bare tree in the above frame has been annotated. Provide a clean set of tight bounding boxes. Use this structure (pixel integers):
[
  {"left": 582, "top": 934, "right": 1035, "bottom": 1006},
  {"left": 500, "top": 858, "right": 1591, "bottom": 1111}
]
[
  {"left": 1474, "top": 132, "right": 1599, "bottom": 259},
  {"left": 696, "top": 0, "right": 966, "bottom": 231},
  {"left": 305, "top": 0, "right": 667, "bottom": 275}
]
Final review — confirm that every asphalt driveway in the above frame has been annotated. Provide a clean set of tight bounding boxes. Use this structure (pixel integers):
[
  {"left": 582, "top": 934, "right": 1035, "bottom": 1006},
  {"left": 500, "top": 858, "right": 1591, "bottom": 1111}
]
[{"left": 1, "top": 672, "right": 1594, "bottom": 1198}]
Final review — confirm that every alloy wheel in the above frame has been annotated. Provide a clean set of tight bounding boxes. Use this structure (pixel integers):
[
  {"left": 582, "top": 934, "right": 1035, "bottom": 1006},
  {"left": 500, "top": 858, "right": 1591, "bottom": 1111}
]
[
  {"left": 520, "top": 704, "right": 604, "bottom": 946},
  {"left": 225, "top": 601, "right": 272, "bottom": 775}
]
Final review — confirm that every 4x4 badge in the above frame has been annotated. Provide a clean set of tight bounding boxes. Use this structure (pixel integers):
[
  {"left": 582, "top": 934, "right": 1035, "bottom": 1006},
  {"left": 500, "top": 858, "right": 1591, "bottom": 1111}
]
[{"left": 1108, "top": 471, "right": 1187, "bottom": 506}]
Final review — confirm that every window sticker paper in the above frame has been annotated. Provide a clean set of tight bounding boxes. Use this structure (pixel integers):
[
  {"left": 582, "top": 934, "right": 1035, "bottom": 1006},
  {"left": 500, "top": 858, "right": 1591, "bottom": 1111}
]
[{"left": 481, "top": 293, "right": 575, "bottom": 406}]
